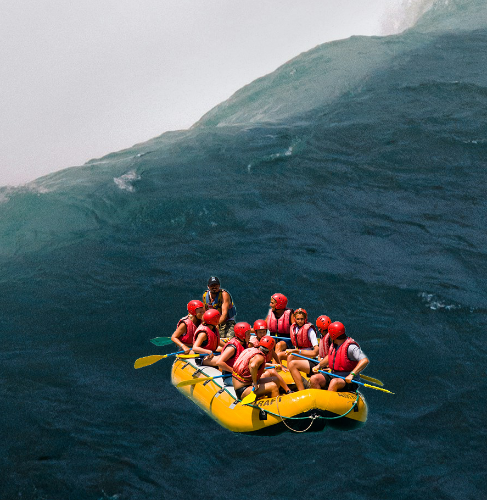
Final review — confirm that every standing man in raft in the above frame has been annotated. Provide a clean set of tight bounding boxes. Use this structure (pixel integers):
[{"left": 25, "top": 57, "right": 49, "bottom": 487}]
[{"left": 202, "top": 276, "right": 237, "bottom": 340}]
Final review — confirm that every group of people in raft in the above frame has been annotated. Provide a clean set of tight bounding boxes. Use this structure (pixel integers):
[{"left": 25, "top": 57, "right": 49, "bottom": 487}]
[{"left": 171, "top": 276, "right": 369, "bottom": 402}]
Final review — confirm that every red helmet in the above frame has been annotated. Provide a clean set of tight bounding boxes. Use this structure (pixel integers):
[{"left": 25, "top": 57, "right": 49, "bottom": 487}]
[
  {"left": 328, "top": 321, "right": 346, "bottom": 340},
  {"left": 253, "top": 319, "right": 267, "bottom": 331},
  {"left": 203, "top": 309, "right": 221, "bottom": 326},
  {"left": 187, "top": 300, "right": 204, "bottom": 316},
  {"left": 316, "top": 315, "right": 331, "bottom": 332},
  {"left": 271, "top": 293, "right": 288, "bottom": 309},
  {"left": 259, "top": 336, "right": 276, "bottom": 350},
  {"left": 234, "top": 322, "right": 251, "bottom": 341},
  {"left": 294, "top": 308, "right": 308, "bottom": 321}
]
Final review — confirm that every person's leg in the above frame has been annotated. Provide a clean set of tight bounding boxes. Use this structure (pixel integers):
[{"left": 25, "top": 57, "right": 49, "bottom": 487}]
[
  {"left": 202, "top": 355, "right": 219, "bottom": 367},
  {"left": 262, "top": 368, "right": 291, "bottom": 393},
  {"left": 235, "top": 384, "right": 252, "bottom": 400},
  {"left": 336, "top": 381, "right": 358, "bottom": 393},
  {"left": 254, "top": 377, "right": 280, "bottom": 399},
  {"left": 327, "top": 378, "right": 346, "bottom": 392},
  {"left": 275, "top": 340, "right": 287, "bottom": 355},
  {"left": 309, "top": 373, "right": 329, "bottom": 389},
  {"left": 276, "top": 350, "right": 288, "bottom": 364},
  {"left": 219, "top": 321, "right": 235, "bottom": 340},
  {"left": 287, "top": 359, "right": 312, "bottom": 391}
]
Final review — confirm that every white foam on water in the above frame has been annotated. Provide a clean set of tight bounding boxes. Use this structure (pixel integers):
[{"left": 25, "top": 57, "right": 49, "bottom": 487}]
[
  {"left": 419, "top": 292, "right": 462, "bottom": 311},
  {"left": 0, "top": 183, "right": 53, "bottom": 204},
  {"left": 380, "top": 0, "right": 436, "bottom": 35},
  {"left": 0, "top": 191, "right": 10, "bottom": 204},
  {"left": 113, "top": 170, "right": 141, "bottom": 192}
]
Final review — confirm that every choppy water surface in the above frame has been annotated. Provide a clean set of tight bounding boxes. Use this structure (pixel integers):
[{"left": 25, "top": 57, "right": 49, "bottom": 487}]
[{"left": 1, "top": 1, "right": 486, "bottom": 498}]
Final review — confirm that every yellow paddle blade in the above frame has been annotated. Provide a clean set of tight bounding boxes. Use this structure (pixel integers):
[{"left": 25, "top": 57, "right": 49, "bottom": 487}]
[
  {"left": 134, "top": 355, "right": 165, "bottom": 369},
  {"left": 364, "top": 383, "right": 394, "bottom": 394},
  {"left": 360, "top": 374, "right": 384, "bottom": 387},
  {"left": 176, "top": 376, "right": 213, "bottom": 387},
  {"left": 241, "top": 390, "right": 257, "bottom": 405}
]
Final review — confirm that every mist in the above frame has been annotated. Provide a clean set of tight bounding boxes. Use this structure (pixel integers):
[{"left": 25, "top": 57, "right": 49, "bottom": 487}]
[{"left": 0, "top": 0, "right": 429, "bottom": 186}]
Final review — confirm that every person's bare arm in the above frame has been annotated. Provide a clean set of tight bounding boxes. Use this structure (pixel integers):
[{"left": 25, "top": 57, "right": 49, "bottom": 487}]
[
  {"left": 219, "top": 291, "right": 231, "bottom": 323},
  {"left": 171, "top": 323, "right": 190, "bottom": 353}
]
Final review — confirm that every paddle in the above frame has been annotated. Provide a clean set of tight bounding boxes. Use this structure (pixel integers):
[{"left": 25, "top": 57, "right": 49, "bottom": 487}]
[
  {"left": 134, "top": 351, "right": 221, "bottom": 369},
  {"left": 150, "top": 337, "right": 174, "bottom": 347},
  {"left": 241, "top": 388, "right": 256, "bottom": 405},
  {"left": 176, "top": 354, "right": 207, "bottom": 359},
  {"left": 291, "top": 352, "right": 384, "bottom": 387},
  {"left": 134, "top": 351, "right": 184, "bottom": 369},
  {"left": 176, "top": 374, "right": 231, "bottom": 387},
  {"left": 317, "top": 370, "right": 394, "bottom": 394},
  {"left": 348, "top": 373, "right": 383, "bottom": 387}
]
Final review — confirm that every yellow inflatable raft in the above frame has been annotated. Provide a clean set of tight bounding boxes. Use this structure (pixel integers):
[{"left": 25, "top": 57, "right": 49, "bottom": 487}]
[{"left": 171, "top": 357, "right": 367, "bottom": 434}]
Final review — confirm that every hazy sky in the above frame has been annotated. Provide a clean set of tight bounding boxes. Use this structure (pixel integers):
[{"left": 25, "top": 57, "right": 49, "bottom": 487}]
[{"left": 0, "top": 0, "right": 421, "bottom": 186}]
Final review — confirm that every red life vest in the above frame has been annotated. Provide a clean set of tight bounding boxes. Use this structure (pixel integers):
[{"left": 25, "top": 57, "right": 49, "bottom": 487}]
[
  {"left": 248, "top": 335, "right": 259, "bottom": 348},
  {"left": 194, "top": 324, "right": 220, "bottom": 352},
  {"left": 328, "top": 337, "right": 359, "bottom": 373},
  {"left": 177, "top": 315, "right": 198, "bottom": 345},
  {"left": 319, "top": 333, "right": 331, "bottom": 359},
  {"left": 221, "top": 338, "right": 246, "bottom": 369},
  {"left": 232, "top": 347, "right": 266, "bottom": 384},
  {"left": 267, "top": 308, "right": 292, "bottom": 336},
  {"left": 290, "top": 323, "right": 315, "bottom": 348}
]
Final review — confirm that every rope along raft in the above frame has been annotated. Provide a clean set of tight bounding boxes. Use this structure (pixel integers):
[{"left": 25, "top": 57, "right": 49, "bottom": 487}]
[
  {"left": 246, "top": 391, "right": 361, "bottom": 433},
  {"left": 172, "top": 358, "right": 367, "bottom": 433},
  {"left": 193, "top": 372, "right": 361, "bottom": 433}
]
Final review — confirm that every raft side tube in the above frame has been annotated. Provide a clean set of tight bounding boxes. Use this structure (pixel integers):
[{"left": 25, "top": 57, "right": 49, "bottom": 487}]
[{"left": 171, "top": 358, "right": 367, "bottom": 433}]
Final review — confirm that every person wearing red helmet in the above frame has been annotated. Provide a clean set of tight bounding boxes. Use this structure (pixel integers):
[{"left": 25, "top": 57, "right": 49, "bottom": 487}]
[
  {"left": 316, "top": 315, "right": 332, "bottom": 360},
  {"left": 171, "top": 300, "right": 205, "bottom": 354},
  {"left": 284, "top": 308, "right": 320, "bottom": 391},
  {"left": 215, "top": 322, "right": 251, "bottom": 382},
  {"left": 232, "top": 336, "right": 292, "bottom": 401},
  {"left": 266, "top": 293, "right": 295, "bottom": 354},
  {"left": 202, "top": 276, "right": 237, "bottom": 340},
  {"left": 250, "top": 320, "right": 289, "bottom": 375},
  {"left": 310, "top": 321, "right": 369, "bottom": 392},
  {"left": 248, "top": 319, "right": 268, "bottom": 348},
  {"left": 192, "top": 309, "right": 225, "bottom": 364}
]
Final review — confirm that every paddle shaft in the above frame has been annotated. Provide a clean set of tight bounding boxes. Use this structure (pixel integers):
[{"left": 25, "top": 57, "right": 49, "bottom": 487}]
[
  {"left": 205, "top": 373, "right": 230, "bottom": 380},
  {"left": 134, "top": 349, "right": 222, "bottom": 369},
  {"left": 317, "top": 369, "right": 363, "bottom": 385},
  {"left": 292, "top": 352, "right": 362, "bottom": 379},
  {"left": 291, "top": 352, "right": 383, "bottom": 386},
  {"left": 162, "top": 350, "right": 185, "bottom": 358},
  {"left": 176, "top": 352, "right": 220, "bottom": 358},
  {"left": 318, "top": 370, "right": 394, "bottom": 394},
  {"left": 278, "top": 353, "right": 365, "bottom": 385},
  {"left": 176, "top": 373, "right": 231, "bottom": 387}
]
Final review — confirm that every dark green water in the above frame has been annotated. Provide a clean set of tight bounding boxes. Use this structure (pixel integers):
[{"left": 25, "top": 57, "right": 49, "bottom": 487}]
[{"left": 1, "top": 1, "right": 486, "bottom": 498}]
